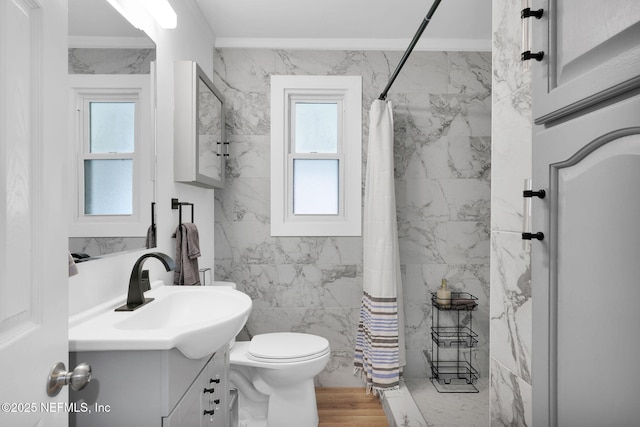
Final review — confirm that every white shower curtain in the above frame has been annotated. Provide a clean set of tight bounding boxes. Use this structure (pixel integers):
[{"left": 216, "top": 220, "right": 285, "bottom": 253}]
[{"left": 354, "top": 99, "right": 406, "bottom": 394}]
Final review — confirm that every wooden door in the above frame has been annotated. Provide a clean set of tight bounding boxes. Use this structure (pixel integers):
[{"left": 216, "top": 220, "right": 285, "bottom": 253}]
[
  {"left": 0, "top": 0, "right": 70, "bottom": 425},
  {"left": 532, "top": 94, "right": 640, "bottom": 426},
  {"left": 531, "top": 0, "right": 640, "bottom": 124}
]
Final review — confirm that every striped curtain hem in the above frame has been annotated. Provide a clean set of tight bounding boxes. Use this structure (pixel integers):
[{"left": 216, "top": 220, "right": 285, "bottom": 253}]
[{"left": 354, "top": 291, "right": 400, "bottom": 394}]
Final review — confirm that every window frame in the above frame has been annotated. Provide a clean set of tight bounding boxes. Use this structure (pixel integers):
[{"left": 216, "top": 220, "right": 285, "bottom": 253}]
[
  {"left": 68, "top": 74, "right": 153, "bottom": 237},
  {"left": 271, "top": 75, "right": 362, "bottom": 236}
]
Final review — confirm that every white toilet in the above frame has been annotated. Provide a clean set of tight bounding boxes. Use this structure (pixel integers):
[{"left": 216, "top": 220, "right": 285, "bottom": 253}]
[{"left": 229, "top": 332, "right": 330, "bottom": 427}]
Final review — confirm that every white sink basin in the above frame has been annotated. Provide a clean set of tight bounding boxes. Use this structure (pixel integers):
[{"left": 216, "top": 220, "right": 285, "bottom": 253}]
[{"left": 69, "top": 285, "right": 252, "bottom": 359}]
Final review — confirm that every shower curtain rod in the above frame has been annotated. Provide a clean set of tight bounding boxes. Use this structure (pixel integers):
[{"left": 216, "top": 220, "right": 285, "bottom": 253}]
[{"left": 378, "top": 0, "right": 443, "bottom": 101}]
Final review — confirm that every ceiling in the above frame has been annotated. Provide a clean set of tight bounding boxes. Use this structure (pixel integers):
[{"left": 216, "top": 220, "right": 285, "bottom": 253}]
[
  {"left": 195, "top": 0, "right": 492, "bottom": 51},
  {"left": 69, "top": 0, "right": 492, "bottom": 51},
  {"left": 69, "top": 0, "right": 144, "bottom": 38}
]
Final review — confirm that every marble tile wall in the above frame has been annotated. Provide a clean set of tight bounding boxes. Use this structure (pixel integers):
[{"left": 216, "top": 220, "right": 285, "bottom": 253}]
[
  {"left": 490, "top": 0, "right": 533, "bottom": 424},
  {"left": 69, "top": 236, "right": 147, "bottom": 257},
  {"left": 68, "top": 48, "right": 155, "bottom": 75},
  {"left": 212, "top": 48, "right": 491, "bottom": 386}
]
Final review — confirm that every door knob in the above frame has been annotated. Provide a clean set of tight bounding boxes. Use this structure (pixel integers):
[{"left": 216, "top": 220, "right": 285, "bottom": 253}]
[{"left": 46, "top": 362, "right": 92, "bottom": 396}]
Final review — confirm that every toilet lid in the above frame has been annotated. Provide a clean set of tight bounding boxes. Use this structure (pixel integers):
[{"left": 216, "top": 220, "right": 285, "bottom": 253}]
[{"left": 248, "top": 332, "right": 329, "bottom": 361}]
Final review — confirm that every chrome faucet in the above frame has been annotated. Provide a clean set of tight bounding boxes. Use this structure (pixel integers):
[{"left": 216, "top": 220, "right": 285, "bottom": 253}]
[{"left": 115, "top": 252, "right": 176, "bottom": 311}]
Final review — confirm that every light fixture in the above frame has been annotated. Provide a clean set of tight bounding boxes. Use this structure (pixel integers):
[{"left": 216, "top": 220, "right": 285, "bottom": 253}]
[{"left": 106, "top": 0, "right": 177, "bottom": 30}]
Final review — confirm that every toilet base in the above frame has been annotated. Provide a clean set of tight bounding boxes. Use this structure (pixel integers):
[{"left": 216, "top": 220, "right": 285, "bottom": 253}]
[
  {"left": 231, "top": 368, "right": 320, "bottom": 427},
  {"left": 263, "top": 378, "right": 318, "bottom": 427}
]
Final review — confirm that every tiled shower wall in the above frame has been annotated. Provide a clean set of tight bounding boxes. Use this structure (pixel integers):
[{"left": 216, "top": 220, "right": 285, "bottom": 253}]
[
  {"left": 490, "top": 0, "right": 533, "bottom": 424},
  {"left": 212, "top": 49, "right": 491, "bottom": 386}
]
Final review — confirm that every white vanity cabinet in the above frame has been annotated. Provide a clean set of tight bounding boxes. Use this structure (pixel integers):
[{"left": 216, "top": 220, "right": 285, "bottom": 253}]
[
  {"left": 531, "top": 0, "right": 640, "bottom": 124},
  {"left": 530, "top": 1, "right": 640, "bottom": 425},
  {"left": 70, "top": 346, "right": 230, "bottom": 427}
]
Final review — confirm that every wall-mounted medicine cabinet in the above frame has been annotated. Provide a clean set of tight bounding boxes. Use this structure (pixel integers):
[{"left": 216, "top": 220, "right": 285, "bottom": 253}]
[{"left": 174, "top": 61, "right": 226, "bottom": 189}]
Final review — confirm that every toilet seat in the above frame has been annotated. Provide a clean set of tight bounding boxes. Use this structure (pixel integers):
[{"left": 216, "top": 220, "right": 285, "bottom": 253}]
[{"left": 247, "top": 332, "right": 330, "bottom": 363}]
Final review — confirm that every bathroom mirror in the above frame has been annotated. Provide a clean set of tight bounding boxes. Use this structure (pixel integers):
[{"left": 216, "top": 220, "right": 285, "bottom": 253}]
[
  {"left": 174, "top": 61, "right": 226, "bottom": 189},
  {"left": 68, "top": 0, "right": 157, "bottom": 258}
]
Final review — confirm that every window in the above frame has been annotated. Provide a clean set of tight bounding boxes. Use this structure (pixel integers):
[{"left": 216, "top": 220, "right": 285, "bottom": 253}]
[
  {"left": 69, "top": 75, "right": 153, "bottom": 237},
  {"left": 271, "top": 75, "right": 362, "bottom": 236},
  {"left": 84, "top": 101, "right": 135, "bottom": 215}
]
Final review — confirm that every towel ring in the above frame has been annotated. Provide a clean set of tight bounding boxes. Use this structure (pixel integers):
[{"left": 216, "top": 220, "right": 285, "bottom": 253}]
[{"left": 171, "top": 198, "right": 194, "bottom": 226}]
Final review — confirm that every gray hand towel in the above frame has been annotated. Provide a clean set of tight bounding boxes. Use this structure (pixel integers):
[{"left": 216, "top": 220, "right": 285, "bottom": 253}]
[
  {"left": 173, "top": 223, "right": 201, "bottom": 286},
  {"left": 145, "top": 224, "right": 156, "bottom": 249}
]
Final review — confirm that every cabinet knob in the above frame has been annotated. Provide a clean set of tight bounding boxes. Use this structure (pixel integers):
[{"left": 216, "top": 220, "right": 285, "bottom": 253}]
[
  {"left": 521, "top": 7, "right": 543, "bottom": 19},
  {"left": 210, "top": 378, "right": 221, "bottom": 384},
  {"left": 523, "top": 189, "right": 546, "bottom": 199},
  {"left": 203, "top": 409, "right": 215, "bottom": 416},
  {"left": 522, "top": 232, "right": 544, "bottom": 241},
  {"left": 521, "top": 50, "right": 544, "bottom": 61},
  {"left": 204, "top": 387, "right": 215, "bottom": 393}
]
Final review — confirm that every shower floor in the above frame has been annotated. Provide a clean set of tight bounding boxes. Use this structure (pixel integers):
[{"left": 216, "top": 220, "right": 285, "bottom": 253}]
[{"left": 384, "top": 378, "right": 489, "bottom": 427}]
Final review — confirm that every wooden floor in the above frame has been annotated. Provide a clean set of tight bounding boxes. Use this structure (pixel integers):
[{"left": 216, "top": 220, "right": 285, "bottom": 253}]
[{"left": 316, "top": 387, "right": 389, "bottom": 427}]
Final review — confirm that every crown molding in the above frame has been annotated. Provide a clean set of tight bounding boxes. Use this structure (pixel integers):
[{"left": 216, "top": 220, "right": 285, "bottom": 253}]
[
  {"left": 214, "top": 37, "right": 491, "bottom": 52},
  {"left": 68, "top": 36, "right": 155, "bottom": 49}
]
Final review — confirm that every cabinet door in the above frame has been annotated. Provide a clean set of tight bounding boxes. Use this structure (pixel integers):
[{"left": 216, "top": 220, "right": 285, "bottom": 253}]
[
  {"left": 531, "top": 0, "right": 640, "bottom": 124},
  {"left": 174, "top": 61, "right": 226, "bottom": 189},
  {"left": 162, "top": 350, "right": 229, "bottom": 427},
  {"left": 532, "top": 94, "right": 640, "bottom": 426},
  {"left": 163, "top": 360, "right": 214, "bottom": 427},
  {"left": 162, "top": 373, "right": 204, "bottom": 427},
  {"left": 202, "top": 348, "right": 229, "bottom": 427}
]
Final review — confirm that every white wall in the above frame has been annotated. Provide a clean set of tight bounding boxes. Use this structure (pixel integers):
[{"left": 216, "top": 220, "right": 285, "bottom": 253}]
[{"left": 69, "top": 0, "right": 218, "bottom": 315}]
